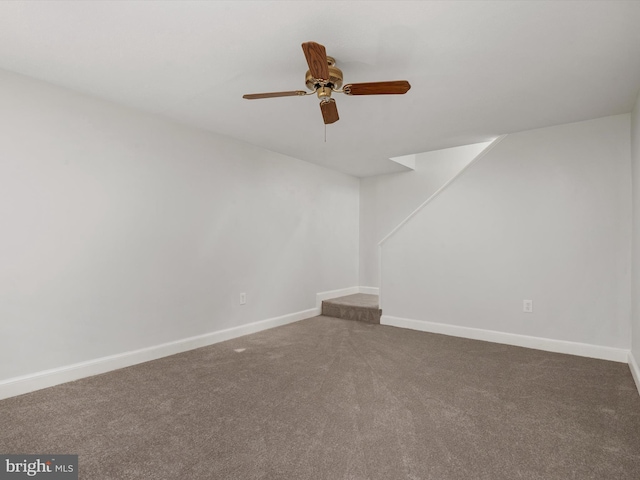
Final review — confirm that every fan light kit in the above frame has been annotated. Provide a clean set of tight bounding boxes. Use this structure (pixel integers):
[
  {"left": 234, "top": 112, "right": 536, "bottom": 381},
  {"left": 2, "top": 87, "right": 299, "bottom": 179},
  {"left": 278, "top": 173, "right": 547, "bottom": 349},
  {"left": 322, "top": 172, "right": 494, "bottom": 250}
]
[{"left": 243, "top": 41, "right": 411, "bottom": 125}]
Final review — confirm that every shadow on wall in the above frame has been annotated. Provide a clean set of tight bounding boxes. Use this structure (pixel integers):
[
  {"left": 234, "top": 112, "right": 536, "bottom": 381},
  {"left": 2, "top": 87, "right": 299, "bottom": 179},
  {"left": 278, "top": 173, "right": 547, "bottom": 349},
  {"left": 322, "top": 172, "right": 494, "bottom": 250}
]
[
  {"left": 359, "top": 141, "right": 494, "bottom": 288},
  {"left": 379, "top": 115, "right": 632, "bottom": 362}
]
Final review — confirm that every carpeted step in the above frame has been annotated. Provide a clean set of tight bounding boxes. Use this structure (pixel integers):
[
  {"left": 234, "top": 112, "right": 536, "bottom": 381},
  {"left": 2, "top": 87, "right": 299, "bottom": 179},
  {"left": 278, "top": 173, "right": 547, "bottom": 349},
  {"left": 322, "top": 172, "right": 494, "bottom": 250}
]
[{"left": 321, "top": 293, "right": 381, "bottom": 324}]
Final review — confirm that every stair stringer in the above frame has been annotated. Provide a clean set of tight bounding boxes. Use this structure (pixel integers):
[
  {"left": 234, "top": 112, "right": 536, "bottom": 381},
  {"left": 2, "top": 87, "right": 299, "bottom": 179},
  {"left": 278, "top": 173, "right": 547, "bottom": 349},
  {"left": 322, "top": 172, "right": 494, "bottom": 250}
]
[{"left": 377, "top": 135, "right": 506, "bottom": 311}]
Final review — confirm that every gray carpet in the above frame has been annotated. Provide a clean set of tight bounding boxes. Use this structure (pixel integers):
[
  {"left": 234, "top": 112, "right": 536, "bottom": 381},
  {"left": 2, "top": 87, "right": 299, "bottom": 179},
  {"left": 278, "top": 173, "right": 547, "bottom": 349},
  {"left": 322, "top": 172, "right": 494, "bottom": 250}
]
[
  {"left": 1, "top": 316, "right": 640, "bottom": 479},
  {"left": 322, "top": 294, "right": 381, "bottom": 324}
]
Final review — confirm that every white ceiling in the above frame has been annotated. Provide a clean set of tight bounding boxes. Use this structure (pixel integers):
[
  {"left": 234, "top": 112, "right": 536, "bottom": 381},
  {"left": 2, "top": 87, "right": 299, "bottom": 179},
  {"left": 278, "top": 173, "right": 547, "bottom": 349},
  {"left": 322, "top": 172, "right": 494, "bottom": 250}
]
[{"left": 1, "top": 1, "right": 639, "bottom": 177}]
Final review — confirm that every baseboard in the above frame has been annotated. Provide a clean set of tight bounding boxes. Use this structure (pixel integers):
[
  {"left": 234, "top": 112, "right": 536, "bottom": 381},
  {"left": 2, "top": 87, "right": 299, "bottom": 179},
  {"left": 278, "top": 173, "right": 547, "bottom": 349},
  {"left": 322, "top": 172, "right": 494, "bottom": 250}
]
[
  {"left": 316, "top": 287, "right": 360, "bottom": 308},
  {"left": 316, "top": 286, "right": 380, "bottom": 310},
  {"left": 358, "top": 286, "right": 380, "bottom": 295},
  {"left": 0, "top": 308, "right": 318, "bottom": 400},
  {"left": 381, "top": 315, "right": 629, "bottom": 363},
  {"left": 629, "top": 351, "right": 640, "bottom": 397}
]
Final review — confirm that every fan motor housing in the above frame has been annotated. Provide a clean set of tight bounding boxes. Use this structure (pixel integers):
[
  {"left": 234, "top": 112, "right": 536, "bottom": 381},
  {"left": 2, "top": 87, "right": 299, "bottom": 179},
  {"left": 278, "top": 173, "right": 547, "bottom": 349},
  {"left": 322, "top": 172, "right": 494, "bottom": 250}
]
[{"left": 305, "top": 56, "right": 343, "bottom": 91}]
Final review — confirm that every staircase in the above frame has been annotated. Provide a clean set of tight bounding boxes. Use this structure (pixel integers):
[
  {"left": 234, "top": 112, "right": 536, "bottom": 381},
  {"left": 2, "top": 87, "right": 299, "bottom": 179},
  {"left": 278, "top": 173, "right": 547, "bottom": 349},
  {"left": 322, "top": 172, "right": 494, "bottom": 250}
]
[{"left": 321, "top": 293, "right": 381, "bottom": 324}]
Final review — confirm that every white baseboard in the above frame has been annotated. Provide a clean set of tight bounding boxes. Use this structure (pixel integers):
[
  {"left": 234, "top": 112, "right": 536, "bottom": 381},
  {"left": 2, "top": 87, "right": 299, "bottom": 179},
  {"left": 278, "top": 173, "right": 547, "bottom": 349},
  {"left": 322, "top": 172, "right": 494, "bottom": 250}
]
[
  {"left": 629, "top": 351, "right": 640, "bottom": 397},
  {"left": 316, "top": 286, "right": 380, "bottom": 310},
  {"left": 381, "top": 315, "right": 629, "bottom": 363},
  {"left": 0, "top": 308, "right": 318, "bottom": 400},
  {"left": 358, "top": 286, "right": 380, "bottom": 295},
  {"left": 316, "top": 287, "right": 360, "bottom": 308}
]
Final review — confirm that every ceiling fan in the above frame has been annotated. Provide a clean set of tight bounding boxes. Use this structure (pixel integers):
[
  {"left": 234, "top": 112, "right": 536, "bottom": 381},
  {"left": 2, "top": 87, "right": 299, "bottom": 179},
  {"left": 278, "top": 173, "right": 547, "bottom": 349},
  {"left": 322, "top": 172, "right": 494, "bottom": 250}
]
[{"left": 243, "top": 41, "right": 411, "bottom": 125}]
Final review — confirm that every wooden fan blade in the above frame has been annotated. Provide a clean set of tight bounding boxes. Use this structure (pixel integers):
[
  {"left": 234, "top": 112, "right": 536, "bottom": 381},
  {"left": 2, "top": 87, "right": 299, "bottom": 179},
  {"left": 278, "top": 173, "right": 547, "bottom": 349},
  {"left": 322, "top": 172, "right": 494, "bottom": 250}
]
[
  {"left": 302, "top": 41, "right": 330, "bottom": 81},
  {"left": 320, "top": 99, "right": 339, "bottom": 124},
  {"left": 343, "top": 80, "right": 411, "bottom": 96},
  {"left": 243, "top": 90, "right": 307, "bottom": 100}
]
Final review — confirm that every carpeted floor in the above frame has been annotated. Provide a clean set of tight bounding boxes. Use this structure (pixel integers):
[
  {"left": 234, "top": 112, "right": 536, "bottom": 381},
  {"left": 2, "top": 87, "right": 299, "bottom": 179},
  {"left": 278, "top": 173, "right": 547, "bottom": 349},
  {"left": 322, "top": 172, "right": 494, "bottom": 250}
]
[
  {"left": 321, "top": 294, "right": 381, "bottom": 324},
  {"left": 1, "top": 316, "right": 639, "bottom": 479}
]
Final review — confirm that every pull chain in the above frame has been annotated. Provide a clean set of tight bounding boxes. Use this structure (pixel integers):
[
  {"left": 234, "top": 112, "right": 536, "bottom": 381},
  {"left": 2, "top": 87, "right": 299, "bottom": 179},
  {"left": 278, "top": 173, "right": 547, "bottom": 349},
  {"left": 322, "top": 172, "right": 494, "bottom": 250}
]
[{"left": 324, "top": 123, "right": 327, "bottom": 143}]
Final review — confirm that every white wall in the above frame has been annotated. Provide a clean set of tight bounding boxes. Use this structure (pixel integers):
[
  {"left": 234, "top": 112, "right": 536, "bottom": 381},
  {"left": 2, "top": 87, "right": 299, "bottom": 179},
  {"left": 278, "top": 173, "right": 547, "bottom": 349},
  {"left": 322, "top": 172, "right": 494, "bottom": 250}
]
[
  {"left": 359, "top": 143, "right": 490, "bottom": 287},
  {"left": 0, "top": 70, "right": 359, "bottom": 382},
  {"left": 381, "top": 115, "right": 632, "bottom": 352},
  {"left": 631, "top": 89, "right": 640, "bottom": 365}
]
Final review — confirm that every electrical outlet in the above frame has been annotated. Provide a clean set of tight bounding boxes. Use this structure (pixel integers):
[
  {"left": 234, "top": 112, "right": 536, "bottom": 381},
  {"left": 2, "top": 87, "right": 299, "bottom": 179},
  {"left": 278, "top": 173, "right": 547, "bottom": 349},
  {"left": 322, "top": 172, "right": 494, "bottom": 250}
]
[
  {"left": 240, "top": 293, "right": 246, "bottom": 305},
  {"left": 523, "top": 299, "right": 533, "bottom": 313}
]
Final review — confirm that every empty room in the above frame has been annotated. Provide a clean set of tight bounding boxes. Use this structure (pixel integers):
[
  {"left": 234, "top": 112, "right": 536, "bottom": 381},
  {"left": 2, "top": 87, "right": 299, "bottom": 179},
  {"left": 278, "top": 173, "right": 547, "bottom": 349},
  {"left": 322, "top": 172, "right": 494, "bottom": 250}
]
[{"left": 1, "top": 1, "right": 640, "bottom": 479}]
